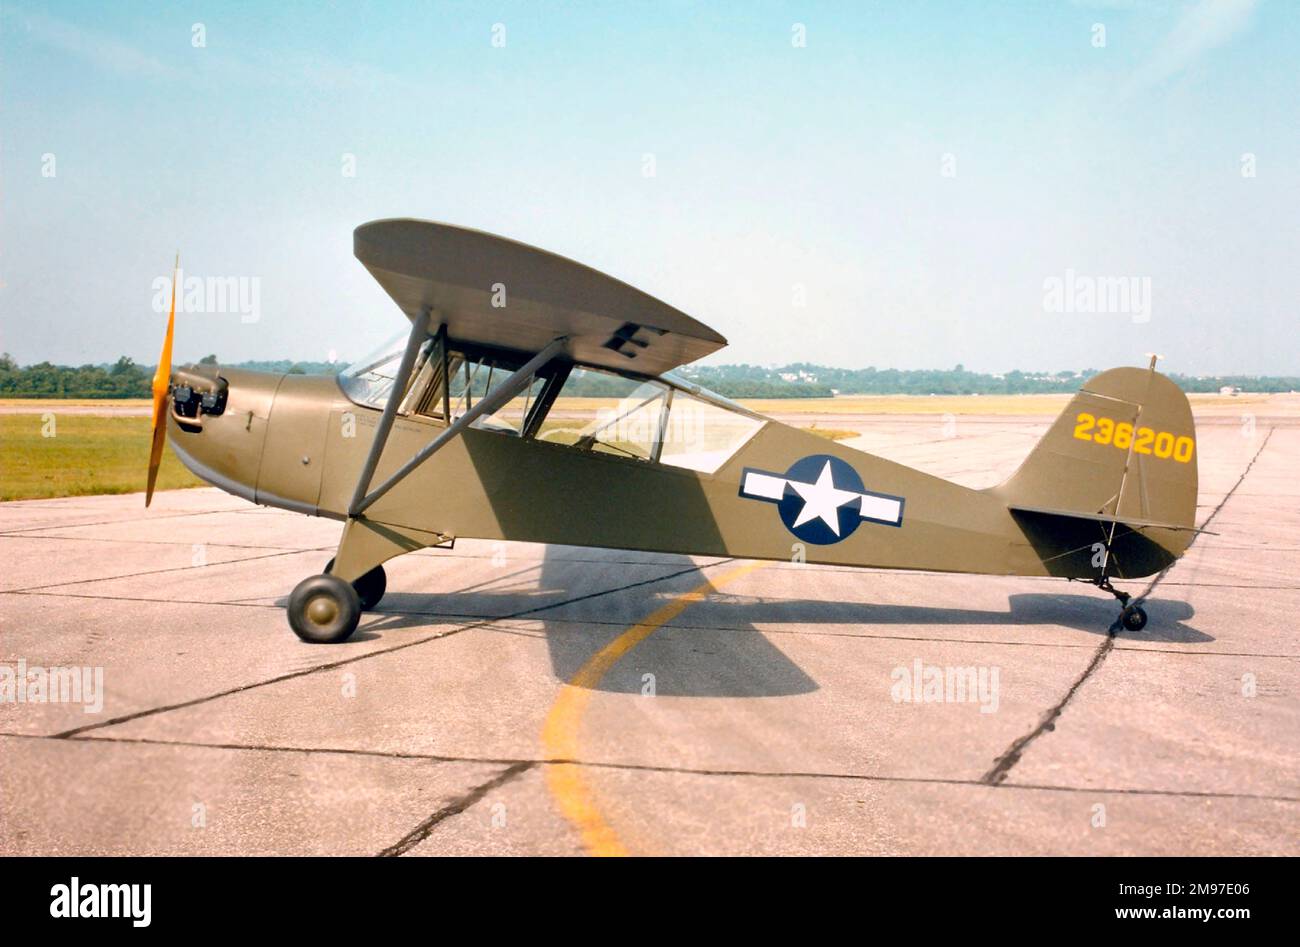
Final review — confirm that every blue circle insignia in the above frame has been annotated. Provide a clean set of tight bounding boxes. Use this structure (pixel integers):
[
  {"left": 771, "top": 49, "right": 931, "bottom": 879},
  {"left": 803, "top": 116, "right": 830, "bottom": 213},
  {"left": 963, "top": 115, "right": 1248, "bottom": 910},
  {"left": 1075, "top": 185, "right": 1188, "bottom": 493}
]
[{"left": 776, "top": 454, "right": 867, "bottom": 545}]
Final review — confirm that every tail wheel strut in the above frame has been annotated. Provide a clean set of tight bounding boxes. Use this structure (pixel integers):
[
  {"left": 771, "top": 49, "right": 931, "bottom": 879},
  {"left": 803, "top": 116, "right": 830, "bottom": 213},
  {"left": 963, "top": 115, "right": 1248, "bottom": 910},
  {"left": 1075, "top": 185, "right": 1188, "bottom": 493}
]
[{"left": 1094, "top": 575, "right": 1147, "bottom": 632}]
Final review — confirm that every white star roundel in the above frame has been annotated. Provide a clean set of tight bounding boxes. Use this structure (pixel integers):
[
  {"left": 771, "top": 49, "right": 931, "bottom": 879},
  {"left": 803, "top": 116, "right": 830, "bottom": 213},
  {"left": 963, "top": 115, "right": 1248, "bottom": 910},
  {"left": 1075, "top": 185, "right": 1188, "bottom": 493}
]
[{"left": 738, "top": 454, "right": 905, "bottom": 545}]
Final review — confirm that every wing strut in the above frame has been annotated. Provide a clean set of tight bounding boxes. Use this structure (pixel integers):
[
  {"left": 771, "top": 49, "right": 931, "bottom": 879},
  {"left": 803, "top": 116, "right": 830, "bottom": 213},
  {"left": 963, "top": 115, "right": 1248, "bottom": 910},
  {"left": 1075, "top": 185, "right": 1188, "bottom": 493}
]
[
  {"left": 347, "top": 308, "right": 435, "bottom": 516},
  {"left": 349, "top": 335, "right": 568, "bottom": 517}
]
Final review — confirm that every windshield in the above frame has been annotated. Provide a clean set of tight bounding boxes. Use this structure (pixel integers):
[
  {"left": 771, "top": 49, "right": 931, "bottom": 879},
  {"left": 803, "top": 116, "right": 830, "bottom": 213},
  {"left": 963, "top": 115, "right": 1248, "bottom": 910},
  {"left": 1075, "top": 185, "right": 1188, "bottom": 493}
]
[{"left": 338, "top": 330, "right": 410, "bottom": 409}]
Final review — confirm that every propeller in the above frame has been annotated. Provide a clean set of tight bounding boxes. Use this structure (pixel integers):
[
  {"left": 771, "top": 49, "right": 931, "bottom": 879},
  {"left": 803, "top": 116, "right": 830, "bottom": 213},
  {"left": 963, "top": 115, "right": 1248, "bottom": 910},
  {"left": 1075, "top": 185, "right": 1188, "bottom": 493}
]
[{"left": 145, "top": 254, "right": 178, "bottom": 507}]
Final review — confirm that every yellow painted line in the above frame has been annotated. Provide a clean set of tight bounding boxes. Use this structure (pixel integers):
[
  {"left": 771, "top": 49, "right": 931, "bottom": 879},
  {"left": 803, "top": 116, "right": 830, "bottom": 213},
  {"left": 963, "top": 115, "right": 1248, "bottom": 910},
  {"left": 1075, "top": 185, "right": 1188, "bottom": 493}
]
[{"left": 540, "top": 559, "right": 769, "bottom": 856}]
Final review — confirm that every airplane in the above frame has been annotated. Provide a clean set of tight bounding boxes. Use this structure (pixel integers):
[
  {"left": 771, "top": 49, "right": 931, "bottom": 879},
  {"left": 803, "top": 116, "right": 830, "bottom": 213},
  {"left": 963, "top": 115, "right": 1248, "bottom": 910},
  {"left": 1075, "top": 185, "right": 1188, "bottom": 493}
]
[{"left": 145, "top": 219, "right": 1201, "bottom": 643}]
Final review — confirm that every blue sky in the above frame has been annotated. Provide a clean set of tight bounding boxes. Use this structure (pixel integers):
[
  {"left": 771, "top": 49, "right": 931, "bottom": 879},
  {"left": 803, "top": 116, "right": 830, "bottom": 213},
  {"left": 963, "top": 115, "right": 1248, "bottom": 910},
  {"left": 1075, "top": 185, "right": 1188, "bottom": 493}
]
[{"left": 2, "top": 0, "right": 1296, "bottom": 373}]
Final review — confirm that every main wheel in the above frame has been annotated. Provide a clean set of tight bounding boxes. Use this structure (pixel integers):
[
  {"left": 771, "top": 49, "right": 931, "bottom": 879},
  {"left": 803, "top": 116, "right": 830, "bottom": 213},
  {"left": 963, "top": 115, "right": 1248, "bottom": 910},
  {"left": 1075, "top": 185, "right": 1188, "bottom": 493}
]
[
  {"left": 1121, "top": 604, "right": 1148, "bottom": 632},
  {"left": 288, "top": 573, "right": 361, "bottom": 643},
  {"left": 323, "top": 558, "right": 388, "bottom": 611}
]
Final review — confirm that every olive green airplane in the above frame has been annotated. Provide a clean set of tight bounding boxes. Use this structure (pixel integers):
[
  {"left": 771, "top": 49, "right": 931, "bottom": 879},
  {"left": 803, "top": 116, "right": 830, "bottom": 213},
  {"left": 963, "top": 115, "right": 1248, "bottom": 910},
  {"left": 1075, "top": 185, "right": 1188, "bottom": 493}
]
[{"left": 145, "top": 219, "right": 1201, "bottom": 643}]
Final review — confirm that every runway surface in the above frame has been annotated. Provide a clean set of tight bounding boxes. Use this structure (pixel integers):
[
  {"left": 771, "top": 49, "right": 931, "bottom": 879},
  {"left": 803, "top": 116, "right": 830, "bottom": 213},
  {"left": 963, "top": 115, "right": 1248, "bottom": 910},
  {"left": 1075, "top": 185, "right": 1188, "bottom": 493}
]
[{"left": 2, "top": 409, "right": 1297, "bottom": 855}]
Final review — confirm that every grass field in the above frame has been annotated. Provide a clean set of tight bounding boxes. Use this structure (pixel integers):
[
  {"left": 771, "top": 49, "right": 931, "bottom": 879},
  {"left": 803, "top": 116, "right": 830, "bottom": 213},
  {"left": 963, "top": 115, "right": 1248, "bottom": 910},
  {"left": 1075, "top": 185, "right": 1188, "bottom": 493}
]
[
  {"left": 0, "top": 415, "right": 203, "bottom": 501},
  {"left": 800, "top": 425, "right": 859, "bottom": 440}
]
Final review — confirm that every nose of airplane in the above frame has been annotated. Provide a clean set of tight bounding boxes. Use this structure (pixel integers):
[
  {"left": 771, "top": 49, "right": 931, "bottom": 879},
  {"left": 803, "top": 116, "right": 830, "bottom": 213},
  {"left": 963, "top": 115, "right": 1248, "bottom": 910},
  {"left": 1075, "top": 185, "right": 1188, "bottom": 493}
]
[{"left": 164, "top": 365, "right": 281, "bottom": 504}]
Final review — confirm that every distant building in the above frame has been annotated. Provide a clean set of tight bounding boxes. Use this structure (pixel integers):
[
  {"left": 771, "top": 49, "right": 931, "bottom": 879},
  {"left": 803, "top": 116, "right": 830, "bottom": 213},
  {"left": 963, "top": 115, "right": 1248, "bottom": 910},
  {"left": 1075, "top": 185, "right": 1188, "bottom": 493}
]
[{"left": 778, "top": 370, "right": 819, "bottom": 384}]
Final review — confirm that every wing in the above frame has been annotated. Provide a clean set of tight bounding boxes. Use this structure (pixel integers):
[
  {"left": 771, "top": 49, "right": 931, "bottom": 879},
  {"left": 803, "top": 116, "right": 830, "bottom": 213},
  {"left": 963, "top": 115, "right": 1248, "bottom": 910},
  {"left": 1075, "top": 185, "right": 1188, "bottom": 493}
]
[{"left": 354, "top": 218, "right": 727, "bottom": 375}]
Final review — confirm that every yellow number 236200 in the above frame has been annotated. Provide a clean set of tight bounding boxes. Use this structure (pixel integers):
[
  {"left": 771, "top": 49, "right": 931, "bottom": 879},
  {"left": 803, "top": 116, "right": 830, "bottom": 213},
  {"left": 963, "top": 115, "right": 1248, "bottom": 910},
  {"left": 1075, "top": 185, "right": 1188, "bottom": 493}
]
[{"left": 1072, "top": 413, "right": 1194, "bottom": 463}]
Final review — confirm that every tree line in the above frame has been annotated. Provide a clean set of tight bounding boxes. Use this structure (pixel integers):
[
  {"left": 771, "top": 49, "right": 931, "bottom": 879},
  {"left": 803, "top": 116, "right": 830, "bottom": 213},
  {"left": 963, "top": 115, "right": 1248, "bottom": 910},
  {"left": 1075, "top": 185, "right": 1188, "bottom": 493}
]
[
  {"left": 1, "top": 353, "right": 1296, "bottom": 399},
  {"left": 677, "top": 362, "right": 1300, "bottom": 396},
  {"left": 0, "top": 354, "right": 335, "bottom": 398}
]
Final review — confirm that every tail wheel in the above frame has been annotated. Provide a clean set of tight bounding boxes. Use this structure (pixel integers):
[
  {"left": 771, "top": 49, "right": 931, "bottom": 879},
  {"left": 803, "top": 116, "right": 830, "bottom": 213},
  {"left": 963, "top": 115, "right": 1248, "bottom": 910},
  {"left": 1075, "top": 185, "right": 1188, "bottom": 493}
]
[
  {"left": 1121, "top": 604, "right": 1148, "bottom": 632},
  {"left": 288, "top": 574, "right": 361, "bottom": 643},
  {"left": 323, "top": 558, "right": 388, "bottom": 611}
]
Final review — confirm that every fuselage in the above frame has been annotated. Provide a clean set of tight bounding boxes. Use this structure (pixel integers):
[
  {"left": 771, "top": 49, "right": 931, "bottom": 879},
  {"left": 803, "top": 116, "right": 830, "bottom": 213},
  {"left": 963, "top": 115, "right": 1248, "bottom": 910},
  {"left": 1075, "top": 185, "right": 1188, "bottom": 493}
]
[{"left": 166, "top": 363, "right": 1191, "bottom": 582}]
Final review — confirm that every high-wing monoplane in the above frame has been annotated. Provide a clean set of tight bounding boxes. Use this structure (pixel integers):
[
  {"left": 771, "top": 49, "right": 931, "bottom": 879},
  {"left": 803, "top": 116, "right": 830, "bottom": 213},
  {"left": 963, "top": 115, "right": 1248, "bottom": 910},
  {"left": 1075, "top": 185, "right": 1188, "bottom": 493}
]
[{"left": 147, "top": 220, "right": 1200, "bottom": 642}]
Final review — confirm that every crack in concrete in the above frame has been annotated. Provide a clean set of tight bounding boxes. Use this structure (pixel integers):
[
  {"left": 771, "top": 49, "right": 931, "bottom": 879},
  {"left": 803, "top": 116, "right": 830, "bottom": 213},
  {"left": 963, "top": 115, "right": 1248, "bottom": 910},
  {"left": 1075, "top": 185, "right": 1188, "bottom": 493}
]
[
  {"left": 51, "top": 559, "right": 733, "bottom": 739},
  {"left": 8, "top": 545, "right": 335, "bottom": 594},
  {"left": 0, "top": 506, "right": 241, "bottom": 536},
  {"left": 4, "top": 731, "right": 1293, "bottom": 805},
  {"left": 376, "top": 761, "right": 535, "bottom": 857}
]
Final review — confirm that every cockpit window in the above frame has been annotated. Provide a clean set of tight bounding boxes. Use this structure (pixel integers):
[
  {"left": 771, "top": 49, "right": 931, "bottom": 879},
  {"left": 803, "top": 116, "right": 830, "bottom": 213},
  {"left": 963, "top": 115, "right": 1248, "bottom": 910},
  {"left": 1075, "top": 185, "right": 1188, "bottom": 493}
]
[
  {"left": 340, "top": 331, "right": 550, "bottom": 436},
  {"left": 449, "top": 355, "right": 548, "bottom": 435},
  {"left": 535, "top": 367, "right": 669, "bottom": 461},
  {"left": 657, "top": 390, "right": 764, "bottom": 472},
  {"left": 340, "top": 332, "right": 764, "bottom": 471},
  {"left": 535, "top": 366, "right": 762, "bottom": 472}
]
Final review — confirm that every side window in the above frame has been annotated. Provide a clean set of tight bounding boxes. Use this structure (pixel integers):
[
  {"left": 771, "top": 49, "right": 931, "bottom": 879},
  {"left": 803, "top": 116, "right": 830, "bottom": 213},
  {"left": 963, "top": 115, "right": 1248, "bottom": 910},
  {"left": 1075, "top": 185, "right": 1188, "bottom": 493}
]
[
  {"left": 658, "top": 391, "right": 764, "bottom": 473},
  {"left": 443, "top": 355, "right": 545, "bottom": 435},
  {"left": 342, "top": 333, "right": 548, "bottom": 435},
  {"left": 535, "top": 367, "right": 668, "bottom": 461},
  {"left": 356, "top": 335, "right": 546, "bottom": 435}
]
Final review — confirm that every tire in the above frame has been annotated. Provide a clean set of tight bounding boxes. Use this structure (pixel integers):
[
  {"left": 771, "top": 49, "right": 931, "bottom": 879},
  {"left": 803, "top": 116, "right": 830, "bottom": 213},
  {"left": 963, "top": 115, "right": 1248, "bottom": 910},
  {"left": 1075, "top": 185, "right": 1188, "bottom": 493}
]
[
  {"left": 1121, "top": 605, "right": 1148, "bottom": 632},
  {"left": 288, "top": 573, "right": 362, "bottom": 643},
  {"left": 323, "top": 558, "right": 387, "bottom": 611}
]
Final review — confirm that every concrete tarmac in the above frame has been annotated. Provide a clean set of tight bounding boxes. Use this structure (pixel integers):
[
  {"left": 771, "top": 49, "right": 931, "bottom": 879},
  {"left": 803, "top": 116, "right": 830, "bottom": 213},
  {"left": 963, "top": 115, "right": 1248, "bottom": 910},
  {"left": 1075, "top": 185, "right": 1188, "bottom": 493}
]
[{"left": 1, "top": 409, "right": 1296, "bottom": 855}]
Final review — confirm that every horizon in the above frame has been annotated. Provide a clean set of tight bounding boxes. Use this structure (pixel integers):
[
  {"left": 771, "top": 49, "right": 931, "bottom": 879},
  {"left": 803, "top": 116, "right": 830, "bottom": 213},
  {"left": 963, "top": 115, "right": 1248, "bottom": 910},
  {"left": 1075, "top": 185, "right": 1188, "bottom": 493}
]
[{"left": 4, "top": 349, "right": 1296, "bottom": 384}]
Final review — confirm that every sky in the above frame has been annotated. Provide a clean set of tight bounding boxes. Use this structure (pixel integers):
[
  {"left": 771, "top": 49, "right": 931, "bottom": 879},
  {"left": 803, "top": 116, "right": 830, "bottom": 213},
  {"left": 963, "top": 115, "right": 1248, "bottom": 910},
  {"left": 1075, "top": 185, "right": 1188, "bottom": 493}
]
[{"left": 1, "top": 0, "right": 1296, "bottom": 374}]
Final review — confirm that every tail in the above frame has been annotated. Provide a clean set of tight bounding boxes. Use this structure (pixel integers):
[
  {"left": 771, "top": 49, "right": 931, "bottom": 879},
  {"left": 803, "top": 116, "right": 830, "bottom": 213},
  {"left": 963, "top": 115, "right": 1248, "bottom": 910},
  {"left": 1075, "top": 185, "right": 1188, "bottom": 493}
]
[{"left": 989, "top": 365, "right": 1199, "bottom": 579}]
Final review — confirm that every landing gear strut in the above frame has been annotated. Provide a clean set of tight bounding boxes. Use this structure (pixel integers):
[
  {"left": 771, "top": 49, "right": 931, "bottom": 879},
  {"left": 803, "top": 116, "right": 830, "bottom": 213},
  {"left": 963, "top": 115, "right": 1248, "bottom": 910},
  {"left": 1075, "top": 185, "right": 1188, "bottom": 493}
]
[{"left": 1094, "top": 576, "right": 1147, "bottom": 631}]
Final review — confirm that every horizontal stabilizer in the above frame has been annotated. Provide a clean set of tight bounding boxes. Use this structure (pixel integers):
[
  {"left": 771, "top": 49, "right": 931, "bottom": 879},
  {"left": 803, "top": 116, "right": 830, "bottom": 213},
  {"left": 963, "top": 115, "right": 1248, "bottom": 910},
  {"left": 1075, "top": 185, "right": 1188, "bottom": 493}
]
[{"left": 1009, "top": 505, "right": 1214, "bottom": 536}]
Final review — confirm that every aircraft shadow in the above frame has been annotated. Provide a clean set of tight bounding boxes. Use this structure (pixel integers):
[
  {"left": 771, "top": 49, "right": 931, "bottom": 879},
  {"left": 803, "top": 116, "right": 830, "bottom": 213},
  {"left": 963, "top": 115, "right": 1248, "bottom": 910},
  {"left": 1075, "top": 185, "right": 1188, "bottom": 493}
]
[{"left": 343, "top": 550, "right": 1209, "bottom": 698}]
